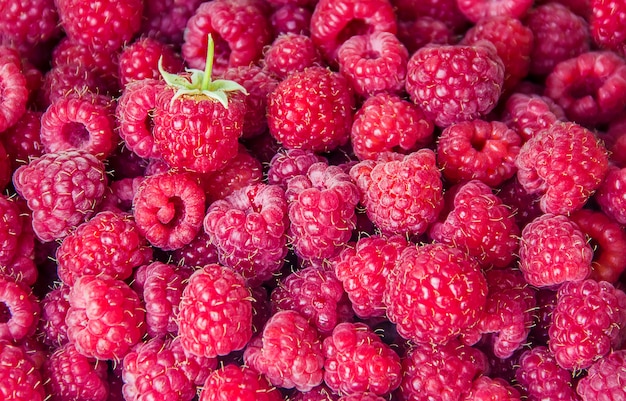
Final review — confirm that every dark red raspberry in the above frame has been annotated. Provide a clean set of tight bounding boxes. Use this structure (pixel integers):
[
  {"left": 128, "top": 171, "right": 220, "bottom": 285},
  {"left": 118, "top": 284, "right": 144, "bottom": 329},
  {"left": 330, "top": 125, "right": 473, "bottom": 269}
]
[
  {"left": 463, "top": 376, "right": 521, "bottom": 401},
  {"left": 0, "top": 273, "right": 39, "bottom": 342},
  {"left": 549, "top": 279, "right": 626, "bottom": 370},
  {"left": 0, "top": 141, "right": 9, "bottom": 191},
  {"left": 0, "top": 50, "right": 28, "bottom": 133},
  {"left": 118, "top": 37, "right": 184, "bottom": 86},
  {"left": 204, "top": 183, "right": 289, "bottom": 286},
  {"left": 545, "top": 51, "right": 626, "bottom": 127},
  {"left": 199, "top": 364, "right": 283, "bottom": 401},
  {"left": 0, "top": 195, "right": 36, "bottom": 285},
  {"left": 500, "top": 93, "right": 566, "bottom": 142},
  {"left": 244, "top": 310, "right": 324, "bottom": 391},
  {"left": 270, "top": 4, "right": 313, "bottom": 37},
  {"left": 267, "top": 66, "right": 355, "bottom": 153},
  {"left": 322, "top": 322, "right": 402, "bottom": 396},
  {"left": 13, "top": 149, "right": 108, "bottom": 242},
  {"left": 405, "top": 42, "right": 505, "bottom": 128},
  {"left": 596, "top": 165, "right": 626, "bottom": 225},
  {"left": 590, "top": 0, "right": 626, "bottom": 56},
  {"left": 1, "top": 109, "right": 43, "bottom": 168},
  {"left": 271, "top": 263, "right": 354, "bottom": 335},
  {"left": 528, "top": 288, "right": 557, "bottom": 345},
  {"left": 39, "top": 284, "right": 71, "bottom": 348},
  {"left": 267, "top": 148, "right": 327, "bottom": 189},
  {"left": 182, "top": 0, "right": 271, "bottom": 75},
  {"left": 0, "top": 0, "right": 59, "bottom": 54},
  {"left": 515, "top": 346, "right": 578, "bottom": 401},
  {"left": 56, "top": 211, "right": 152, "bottom": 286},
  {"left": 138, "top": 0, "right": 204, "bottom": 47},
  {"left": 429, "top": 180, "right": 520, "bottom": 269},
  {"left": 0, "top": 339, "right": 46, "bottom": 401},
  {"left": 396, "top": 16, "right": 453, "bottom": 55},
  {"left": 577, "top": 349, "right": 626, "bottom": 400},
  {"left": 178, "top": 263, "right": 253, "bottom": 358},
  {"left": 99, "top": 176, "right": 144, "bottom": 214},
  {"left": 605, "top": 114, "right": 626, "bottom": 167},
  {"left": 171, "top": 229, "right": 220, "bottom": 268},
  {"left": 496, "top": 177, "right": 542, "bottom": 229},
  {"left": 436, "top": 120, "right": 521, "bottom": 187},
  {"left": 351, "top": 93, "right": 434, "bottom": 161},
  {"left": 337, "top": 31, "right": 408, "bottom": 97},
  {"left": 398, "top": 338, "right": 488, "bottom": 401},
  {"left": 66, "top": 274, "right": 145, "bottom": 361},
  {"left": 132, "top": 171, "right": 206, "bottom": 251},
  {"left": 525, "top": 2, "right": 591, "bottom": 76},
  {"left": 535, "top": 0, "right": 592, "bottom": 17},
  {"left": 338, "top": 394, "right": 385, "bottom": 401},
  {"left": 286, "top": 162, "right": 359, "bottom": 261},
  {"left": 349, "top": 150, "right": 444, "bottom": 236},
  {"left": 392, "top": 0, "right": 469, "bottom": 33},
  {"left": 263, "top": 33, "right": 321, "bottom": 80},
  {"left": 385, "top": 243, "right": 488, "bottom": 344},
  {"left": 456, "top": 0, "right": 533, "bottom": 23},
  {"left": 290, "top": 384, "right": 340, "bottom": 401},
  {"left": 44, "top": 342, "right": 109, "bottom": 401},
  {"left": 38, "top": 63, "right": 114, "bottom": 109},
  {"left": 515, "top": 121, "right": 609, "bottom": 215}
]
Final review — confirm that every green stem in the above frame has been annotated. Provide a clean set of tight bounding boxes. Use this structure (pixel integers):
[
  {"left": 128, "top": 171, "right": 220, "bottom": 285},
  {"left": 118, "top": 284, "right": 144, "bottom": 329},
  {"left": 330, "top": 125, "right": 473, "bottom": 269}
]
[{"left": 201, "top": 34, "right": 215, "bottom": 90}]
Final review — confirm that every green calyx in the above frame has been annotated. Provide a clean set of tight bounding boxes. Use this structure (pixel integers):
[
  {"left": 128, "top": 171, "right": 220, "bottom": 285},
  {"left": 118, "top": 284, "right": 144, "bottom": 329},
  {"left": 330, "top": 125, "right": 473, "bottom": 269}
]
[{"left": 158, "top": 34, "right": 247, "bottom": 109}]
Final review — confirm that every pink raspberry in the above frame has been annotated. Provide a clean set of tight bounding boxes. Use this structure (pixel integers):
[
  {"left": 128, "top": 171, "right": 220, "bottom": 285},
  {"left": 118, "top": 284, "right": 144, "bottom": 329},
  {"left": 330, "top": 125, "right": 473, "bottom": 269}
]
[
  {"left": 138, "top": 0, "right": 204, "bottom": 47},
  {"left": 515, "top": 346, "right": 578, "bottom": 401},
  {"left": 349, "top": 150, "right": 444, "bottom": 236},
  {"left": 590, "top": 0, "right": 626, "bottom": 56},
  {"left": 118, "top": 37, "right": 184, "bottom": 86},
  {"left": 178, "top": 264, "right": 253, "bottom": 358},
  {"left": 500, "top": 93, "right": 566, "bottom": 142},
  {"left": 515, "top": 121, "right": 609, "bottom": 215},
  {"left": 595, "top": 165, "right": 626, "bottom": 225},
  {"left": 0, "top": 49, "right": 28, "bottom": 133},
  {"left": 405, "top": 42, "right": 505, "bottom": 127},
  {"left": 0, "top": 0, "right": 59, "bottom": 54},
  {"left": 396, "top": 16, "right": 454, "bottom": 55},
  {"left": 269, "top": 4, "right": 312, "bottom": 37},
  {"left": 262, "top": 33, "right": 321, "bottom": 80},
  {"left": 384, "top": 243, "right": 488, "bottom": 345},
  {"left": 463, "top": 376, "right": 521, "bottom": 401},
  {"left": 204, "top": 183, "right": 289, "bottom": 286},
  {"left": 171, "top": 230, "right": 219, "bottom": 268},
  {"left": 0, "top": 273, "right": 39, "bottom": 342},
  {"left": 286, "top": 162, "right": 359, "bottom": 261},
  {"left": 350, "top": 92, "right": 434, "bottom": 161},
  {"left": 199, "top": 364, "right": 284, "bottom": 401},
  {"left": 267, "top": 148, "right": 327, "bottom": 189},
  {"left": 38, "top": 63, "right": 113, "bottom": 108},
  {"left": 244, "top": 310, "right": 324, "bottom": 391},
  {"left": 0, "top": 340, "right": 46, "bottom": 401},
  {"left": 577, "top": 349, "right": 626, "bottom": 400},
  {"left": 322, "top": 322, "right": 402, "bottom": 396},
  {"left": 13, "top": 149, "right": 108, "bottom": 242},
  {"left": 290, "top": 384, "right": 340, "bottom": 401},
  {"left": 132, "top": 171, "right": 206, "bottom": 251},
  {"left": 66, "top": 274, "right": 146, "bottom": 361},
  {"left": 1, "top": 109, "right": 43, "bottom": 169},
  {"left": 456, "top": 0, "right": 533, "bottom": 23},
  {"left": 51, "top": 38, "right": 119, "bottom": 88},
  {"left": 39, "top": 284, "right": 71, "bottom": 348},
  {"left": 549, "top": 279, "right": 626, "bottom": 370}
]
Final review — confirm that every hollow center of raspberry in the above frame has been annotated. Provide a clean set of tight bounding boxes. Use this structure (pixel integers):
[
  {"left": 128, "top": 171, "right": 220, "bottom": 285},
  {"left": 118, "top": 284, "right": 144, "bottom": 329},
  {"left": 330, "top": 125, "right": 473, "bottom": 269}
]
[
  {"left": 157, "top": 197, "right": 184, "bottom": 226},
  {"left": 337, "top": 19, "right": 371, "bottom": 45},
  {"left": 61, "top": 122, "right": 90, "bottom": 149},
  {"left": 471, "top": 135, "right": 487, "bottom": 152},
  {"left": 0, "top": 302, "right": 10, "bottom": 324},
  {"left": 566, "top": 76, "right": 604, "bottom": 100}
]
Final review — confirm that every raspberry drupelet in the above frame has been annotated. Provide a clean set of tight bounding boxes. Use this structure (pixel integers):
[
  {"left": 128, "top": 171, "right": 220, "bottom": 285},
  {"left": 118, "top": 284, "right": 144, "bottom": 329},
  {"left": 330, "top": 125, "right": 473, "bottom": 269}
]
[
  {"left": 267, "top": 148, "right": 327, "bottom": 189},
  {"left": 263, "top": 33, "right": 321, "bottom": 80},
  {"left": 590, "top": 0, "right": 626, "bottom": 57},
  {"left": 117, "top": 36, "right": 184, "bottom": 86},
  {"left": 577, "top": 349, "right": 626, "bottom": 400},
  {"left": 199, "top": 364, "right": 284, "bottom": 401},
  {"left": 0, "top": 339, "right": 46, "bottom": 401},
  {"left": 0, "top": 49, "right": 28, "bottom": 134},
  {"left": 500, "top": 93, "right": 566, "bottom": 142},
  {"left": 515, "top": 346, "right": 578, "bottom": 401}
]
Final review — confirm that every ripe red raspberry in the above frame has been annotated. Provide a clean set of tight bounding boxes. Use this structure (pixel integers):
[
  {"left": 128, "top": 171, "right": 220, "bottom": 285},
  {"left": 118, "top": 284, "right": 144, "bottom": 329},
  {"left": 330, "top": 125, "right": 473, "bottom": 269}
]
[
  {"left": 525, "top": 2, "right": 591, "bottom": 76},
  {"left": 44, "top": 342, "right": 109, "bottom": 401},
  {"left": 463, "top": 376, "right": 521, "bottom": 401},
  {"left": 496, "top": 177, "right": 542, "bottom": 230},
  {"left": 351, "top": 93, "right": 434, "bottom": 161},
  {"left": 263, "top": 33, "right": 322, "bottom": 80},
  {"left": 590, "top": 0, "right": 626, "bottom": 56},
  {"left": 182, "top": 0, "right": 271, "bottom": 75},
  {"left": 515, "top": 121, "right": 609, "bottom": 215},
  {"left": 333, "top": 234, "right": 408, "bottom": 319},
  {"left": 500, "top": 93, "right": 566, "bottom": 142},
  {"left": 271, "top": 264, "right": 354, "bottom": 335},
  {"left": 132, "top": 171, "right": 206, "bottom": 251},
  {"left": 0, "top": 50, "right": 28, "bottom": 133},
  {"left": 0, "top": 273, "right": 39, "bottom": 342},
  {"left": 396, "top": 16, "right": 454, "bottom": 55},
  {"left": 204, "top": 183, "right": 289, "bottom": 286},
  {"left": 267, "top": 66, "right": 355, "bottom": 153},
  {"left": 385, "top": 243, "right": 488, "bottom": 344},
  {"left": 270, "top": 4, "right": 313, "bottom": 37},
  {"left": 286, "top": 162, "right": 359, "bottom": 261},
  {"left": 577, "top": 349, "right": 626, "bottom": 400},
  {"left": 0, "top": 0, "right": 59, "bottom": 53},
  {"left": 171, "top": 230, "right": 220, "bottom": 268},
  {"left": 596, "top": 166, "right": 626, "bottom": 226},
  {"left": 405, "top": 42, "right": 505, "bottom": 128},
  {"left": 55, "top": 0, "right": 143, "bottom": 53},
  {"left": 549, "top": 279, "right": 626, "bottom": 370},
  {"left": 515, "top": 346, "right": 578, "bottom": 401},
  {"left": 38, "top": 63, "right": 114, "bottom": 108},
  {"left": 56, "top": 211, "right": 152, "bottom": 286},
  {"left": 456, "top": 0, "right": 533, "bottom": 23},
  {"left": 267, "top": 148, "right": 327, "bottom": 189},
  {"left": 337, "top": 31, "right": 408, "bottom": 98},
  {"left": 322, "top": 322, "right": 402, "bottom": 396},
  {"left": 338, "top": 394, "right": 385, "bottom": 401},
  {"left": 393, "top": 0, "right": 469, "bottom": 33},
  {"left": 39, "top": 284, "right": 71, "bottom": 348},
  {"left": 66, "top": 274, "right": 146, "bottom": 360},
  {"left": 398, "top": 338, "right": 488, "bottom": 401},
  {"left": 138, "top": 0, "right": 204, "bottom": 47},
  {"left": 349, "top": 150, "right": 444, "bottom": 236},
  {"left": 290, "top": 384, "right": 340, "bottom": 401},
  {"left": 1, "top": 109, "right": 43, "bottom": 168},
  {"left": 310, "top": 0, "right": 397, "bottom": 62},
  {"left": 118, "top": 37, "right": 184, "bottom": 86},
  {"left": 244, "top": 310, "right": 324, "bottom": 391},
  {"left": 0, "top": 339, "right": 46, "bottom": 401},
  {"left": 545, "top": 51, "right": 626, "bottom": 127},
  {"left": 13, "top": 149, "right": 108, "bottom": 242},
  {"left": 199, "top": 364, "right": 283, "bottom": 401},
  {"left": 178, "top": 263, "right": 253, "bottom": 358},
  {"left": 0, "top": 195, "right": 36, "bottom": 285}
]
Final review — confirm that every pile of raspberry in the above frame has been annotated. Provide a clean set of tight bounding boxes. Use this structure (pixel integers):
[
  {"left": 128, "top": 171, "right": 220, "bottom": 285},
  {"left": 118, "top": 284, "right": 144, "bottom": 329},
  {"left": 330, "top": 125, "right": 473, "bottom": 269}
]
[{"left": 1, "top": 0, "right": 626, "bottom": 400}]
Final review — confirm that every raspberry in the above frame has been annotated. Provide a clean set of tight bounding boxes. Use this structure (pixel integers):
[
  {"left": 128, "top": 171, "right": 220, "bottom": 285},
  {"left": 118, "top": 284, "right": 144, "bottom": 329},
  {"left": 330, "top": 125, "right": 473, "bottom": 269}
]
[
  {"left": 244, "top": 310, "right": 324, "bottom": 391},
  {"left": 270, "top": 4, "right": 313, "bottom": 37},
  {"left": 290, "top": 384, "right": 340, "bottom": 401},
  {"left": 590, "top": 0, "right": 626, "bottom": 56},
  {"left": 39, "top": 284, "right": 71, "bottom": 348},
  {"left": 577, "top": 349, "right": 626, "bottom": 400},
  {"left": 596, "top": 166, "right": 626, "bottom": 225},
  {"left": 336, "top": 31, "right": 408, "bottom": 98},
  {"left": 99, "top": 176, "right": 144, "bottom": 214},
  {"left": 525, "top": 2, "right": 591, "bottom": 76},
  {"left": 0, "top": 195, "right": 36, "bottom": 285},
  {"left": 384, "top": 243, "right": 488, "bottom": 344},
  {"left": 66, "top": 274, "right": 145, "bottom": 360},
  {"left": 0, "top": 0, "right": 59, "bottom": 53},
  {"left": 138, "top": 0, "right": 204, "bottom": 47},
  {"left": 515, "top": 346, "right": 578, "bottom": 401},
  {"left": 605, "top": 115, "right": 626, "bottom": 167},
  {"left": 350, "top": 92, "right": 434, "bottom": 161},
  {"left": 178, "top": 263, "right": 253, "bottom": 358},
  {"left": 132, "top": 171, "right": 206, "bottom": 251},
  {"left": 263, "top": 33, "right": 322, "bottom": 80},
  {"left": 56, "top": 211, "right": 152, "bottom": 286},
  {"left": 181, "top": 0, "right": 271, "bottom": 75},
  {"left": 322, "top": 322, "right": 402, "bottom": 396},
  {"left": 286, "top": 162, "right": 359, "bottom": 261},
  {"left": 500, "top": 93, "right": 566, "bottom": 142},
  {"left": 171, "top": 230, "right": 220, "bottom": 268},
  {"left": 398, "top": 338, "right": 488, "bottom": 401},
  {"left": 38, "top": 63, "right": 113, "bottom": 109},
  {"left": 545, "top": 51, "right": 626, "bottom": 127},
  {"left": 515, "top": 121, "right": 609, "bottom": 215},
  {"left": 496, "top": 177, "right": 543, "bottom": 229},
  {"left": 118, "top": 37, "right": 184, "bottom": 86},
  {"left": 43, "top": 342, "right": 109, "bottom": 401},
  {"left": 204, "top": 183, "right": 289, "bottom": 286},
  {"left": 13, "top": 149, "right": 108, "bottom": 242},
  {"left": 392, "top": 0, "right": 469, "bottom": 33},
  {"left": 0, "top": 339, "right": 46, "bottom": 401},
  {"left": 310, "top": 0, "right": 397, "bottom": 62},
  {"left": 456, "top": 0, "right": 533, "bottom": 23},
  {"left": 338, "top": 394, "right": 385, "bottom": 401},
  {"left": 0, "top": 273, "right": 39, "bottom": 342},
  {"left": 267, "top": 66, "right": 355, "bottom": 153},
  {"left": 548, "top": 279, "right": 626, "bottom": 370},
  {"left": 0, "top": 50, "right": 28, "bottom": 133},
  {"left": 463, "top": 376, "right": 521, "bottom": 401},
  {"left": 267, "top": 148, "right": 327, "bottom": 189},
  {"left": 349, "top": 150, "right": 444, "bottom": 236},
  {"left": 396, "top": 16, "right": 454, "bottom": 55},
  {"left": 1, "top": 109, "right": 43, "bottom": 168},
  {"left": 199, "top": 364, "right": 283, "bottom": 401},
  {"left": 436, "top": 120, "right": 522, "bottom": 187},
  {"left": 405, "top": 42, "right": 505, "bottom": 128}
]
